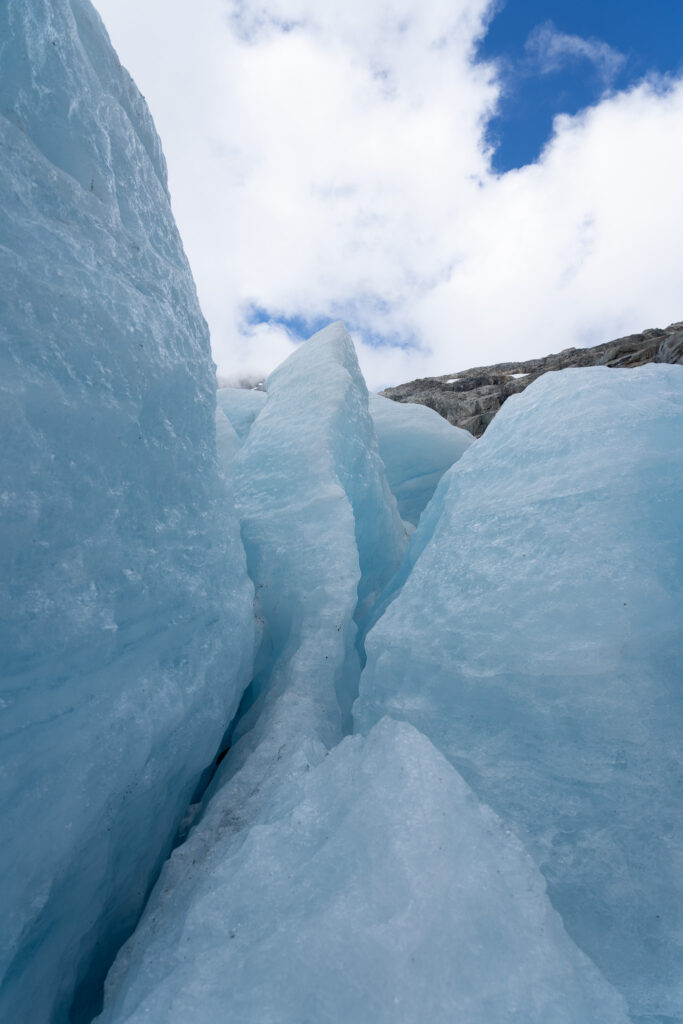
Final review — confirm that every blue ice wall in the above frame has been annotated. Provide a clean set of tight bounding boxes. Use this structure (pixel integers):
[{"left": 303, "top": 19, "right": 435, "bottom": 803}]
[
  {"left": 216, "top": 387, "right": 266, "bottom": 442},
  {"left": 217, "top": 388, "right": 473, "bottom": 529},
  {"left": 95, "top": 352, "right": 672, "bottom": 1024},
  {"left": 356, "top": 365, "right": 683, "bottom": 1022},
  {"left": 0, "top": 2, "right": 253, "bottom": 1020},
  {"left": 369, "top": 393, "right": 473, "bottom": 526}
]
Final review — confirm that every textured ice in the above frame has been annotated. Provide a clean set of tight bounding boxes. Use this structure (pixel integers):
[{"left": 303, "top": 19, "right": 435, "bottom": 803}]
[
  {"left": 97, "top": 719, "right": 628, "bottom": 1024},
  {"left": 215, "top": 406, "right": 241, "bottom": 473},
  {"left": 146, "top": 325, "right": 407, "bottom": 982},
  {"left": 216, "top": 387, "right": 472, "bottom": 528},
  {"left": 4, "top": 1, "right": 681, "bottom": 1018},
  {"left": 356, "top": 365, "right": 683, "bottom": 1021},
  {"left": 227, "top": 322, "right": 406, "bottom": 764},
  {"left": 216, "top": 387, "right": 266, "bottom": 442},
  {"left": 0, "top": 3, "right": 253, "bottom": 1021},
  {"left": 369, "top": 393, "right": 473, "bottom": 525}
]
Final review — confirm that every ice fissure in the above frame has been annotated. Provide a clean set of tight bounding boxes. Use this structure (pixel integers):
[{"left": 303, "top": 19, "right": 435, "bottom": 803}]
[
  {"left": 218, "top": 322, "right": 407, "bottom": 767},
  {"left": 2, "top": 3, "right": 683, "bottom": 1024},
  {"left": 166, "top": 324, "right": 410, "bottom": 868}
]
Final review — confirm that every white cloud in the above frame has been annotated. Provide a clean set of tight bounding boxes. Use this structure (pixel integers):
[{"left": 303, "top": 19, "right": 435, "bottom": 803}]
[
  {"left": 525, "top": 21, "right": 626, "bottom": 87},
  {"left": 413, "top": 75, "right": 683, "bottom": 373},
  {"left": 95, "top": 0, "right": 683, "bottom": 390}
]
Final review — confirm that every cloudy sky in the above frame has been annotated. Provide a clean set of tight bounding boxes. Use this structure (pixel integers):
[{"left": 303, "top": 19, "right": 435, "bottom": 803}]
[{"left": 95, "top": 0, "right": 683, "bottom": 389}]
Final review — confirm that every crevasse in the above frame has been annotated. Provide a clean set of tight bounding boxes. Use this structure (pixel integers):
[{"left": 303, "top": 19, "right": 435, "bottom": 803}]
[
  {"left": 95, "top": 340, "right": 633, "bottom": 1024},
  {"left": 3, "top": 1, "right": 682, "bottom": 1022}
]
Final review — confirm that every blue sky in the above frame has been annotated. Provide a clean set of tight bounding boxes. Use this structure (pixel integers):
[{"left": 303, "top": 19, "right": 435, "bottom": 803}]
[
  {"left": 97, "top": 0, "right": 683, "bottom": 388},
  {"left": 245, "top": 0, "right": 683, "bottom": 352},
  {"left": 479, "top": 0, "right": 683, "bottom": 170}
]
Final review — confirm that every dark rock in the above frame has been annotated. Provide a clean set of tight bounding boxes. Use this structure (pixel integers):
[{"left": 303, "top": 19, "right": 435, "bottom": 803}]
[
  {"left": 655, "top": 326, "right": 683, "bottom": 366},
  {"left": 381, "top": 321, "right": 683, "bottom": 437}
]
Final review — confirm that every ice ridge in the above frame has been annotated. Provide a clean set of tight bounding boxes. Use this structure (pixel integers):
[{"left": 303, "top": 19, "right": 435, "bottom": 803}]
[{"left": 215, "top": 322, "right": 406, "bottom": 784}]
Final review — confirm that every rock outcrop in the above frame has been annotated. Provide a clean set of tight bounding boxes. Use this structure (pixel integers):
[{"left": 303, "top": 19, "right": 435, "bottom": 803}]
[{"left": 381, "top": 322, "right": 683, "bottom": 436}]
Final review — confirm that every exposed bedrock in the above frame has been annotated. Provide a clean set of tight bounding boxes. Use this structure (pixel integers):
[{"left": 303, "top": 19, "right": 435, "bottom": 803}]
[{"left": 382, "top": 320, "right": 683, "bottom": 436}]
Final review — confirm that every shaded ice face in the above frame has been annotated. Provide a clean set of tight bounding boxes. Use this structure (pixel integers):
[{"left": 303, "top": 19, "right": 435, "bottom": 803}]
[
  {"left": 357, "top": 364, "right": 683, "bottom": 1020},
  {"left": 0, "top": 2, "right": 253, "bottom": 1019}
]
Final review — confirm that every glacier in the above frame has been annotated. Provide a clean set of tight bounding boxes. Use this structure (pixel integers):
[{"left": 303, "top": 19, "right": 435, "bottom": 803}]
[
  {"left": 96, "top": 720, "right": 629, "bottom": 1024},
  {"left": 368, "top": 392, "right": 473, "bottom": 526},
  {"left": 216, "top": 387, "right": 266, "bottom": 442},
  {"left": 216, "top": 386, "right": 472, "bottom": 529},
  {"left": 95, "top": 353, "right": 659, "bottom": 1024},
  {"left": 0, "top": 2, "right": 253, "bottom": 1021},
  {"left": 3, "top": 1, "right": 683, "bottom": 1022},
  {"left": 215, "top": 406, "right": 241, "bottom": 473},
  {"left": 357, "top": 365, "right": 683, "bottom": 1022},
  {"left": 221, "top": 321, "right": 406, "bottom": 772}
]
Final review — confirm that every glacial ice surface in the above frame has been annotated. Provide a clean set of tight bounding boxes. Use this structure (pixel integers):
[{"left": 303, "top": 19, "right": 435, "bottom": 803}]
[
  {"left": 216, "top": 387, "right": 266, "bottom": 442},
  {"left": 0, "top": 2, "right": 253, "bottom": 1021},
  {"left": 356, "top": 365, "right": 683, "bottom": 1022},
  {"left": 220, "top": 322, "right": 406, "bottom": 782},
  {"left": 215, "top": 406, "right": 241, "bottom": 473},
  {"left": 369, "top": 392, "right": 473, "bottom": 525},
  {"left": 3, "top": 0, "right": 681, "bottom": 1017},
  {"left": 98, "top": 349, "right": 638, "bottom": 1024},
  {"left": 96, "top": 325, "right": 432, "bottom": 1023},
  {"left": 97, "top": 719, "right": 629, "bottom": 1024},
  {"left": 216, "top": 387, "right": 473, "bottom": 528}
]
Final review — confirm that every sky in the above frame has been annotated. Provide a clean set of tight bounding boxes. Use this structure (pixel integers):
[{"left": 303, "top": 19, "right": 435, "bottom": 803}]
[{"left": 94, "top": 0, "right": 683, "bottom": 390}]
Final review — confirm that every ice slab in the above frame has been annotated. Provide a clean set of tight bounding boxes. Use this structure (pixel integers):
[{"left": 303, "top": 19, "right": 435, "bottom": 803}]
[
  {"left": 97, "top": 323, "right": 410, "bottom": 1023},
  {"left": 227, "top": 322, "right": 406, "bottom": 769},
  {"left": 216, "top": 388, "right": 472, "bottom": 528},
  {"left": 216, "top": 387, "right": 266, "bottom": 442},
  {"left": 218, "top": 385, "right": 471, "bottom": 528},
  {"left": 215, "top": 406, "right": 241, "bottom": 472},
  {"left": 0, "top": 3, "right": 253, "bottom": 1021},
  {"left": 369, "top": 393, "right": 473, "bottom": 525},
  {"left": 210, "top": 332, "right": 408, "bottom": 846},
  {"left": 356, "top": 365, "right": 683, "bottom": 1021},
  {"left": 98, "top": 718, "right": 629, "bottom": 1024}
]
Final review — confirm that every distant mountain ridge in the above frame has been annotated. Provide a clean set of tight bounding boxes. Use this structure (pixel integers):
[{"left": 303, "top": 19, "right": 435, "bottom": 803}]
[{"left": 381, "top": 321, "right": 683, "bottom": 436}]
